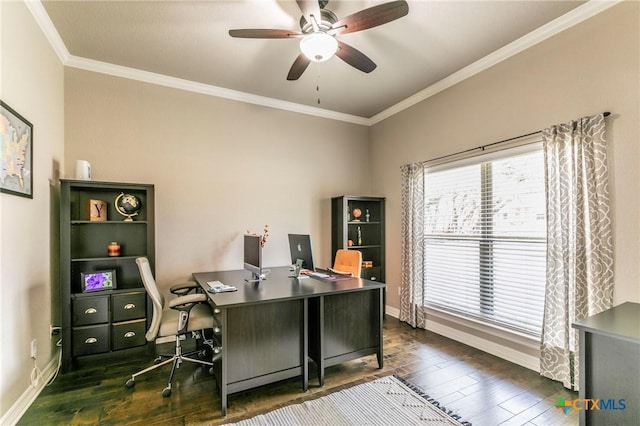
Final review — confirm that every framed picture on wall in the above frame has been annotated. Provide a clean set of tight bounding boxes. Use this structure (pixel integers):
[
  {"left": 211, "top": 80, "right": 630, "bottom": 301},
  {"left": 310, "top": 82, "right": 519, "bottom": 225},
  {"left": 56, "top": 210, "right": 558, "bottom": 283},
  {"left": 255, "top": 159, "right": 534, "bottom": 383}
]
[{"left": 0, "top": 100, "right": 33, "bottom": 198}]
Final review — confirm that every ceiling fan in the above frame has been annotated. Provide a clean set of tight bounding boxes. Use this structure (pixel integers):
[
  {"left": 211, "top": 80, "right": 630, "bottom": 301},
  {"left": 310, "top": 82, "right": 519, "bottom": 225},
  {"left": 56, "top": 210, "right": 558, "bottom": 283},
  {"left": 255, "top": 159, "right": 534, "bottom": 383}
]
[{"left": 229, "top": 0, "right": 409, "bottom": 80}]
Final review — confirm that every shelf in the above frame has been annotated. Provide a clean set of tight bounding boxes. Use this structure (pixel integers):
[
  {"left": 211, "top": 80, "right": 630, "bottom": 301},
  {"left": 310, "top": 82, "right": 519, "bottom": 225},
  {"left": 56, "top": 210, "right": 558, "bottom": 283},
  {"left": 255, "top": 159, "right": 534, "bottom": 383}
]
[
  {"left": 72, "top": 288, "right": 145, "bottom": 298},
  {"left": 332, "top": 195, "right": 385, "bottom": 284},
  {"left": 71, "top": 255, "right": 140, "bottom": 262},
  {"left": 71, "top": 220, "right": 148, "bottom": 225},
  {"left": 60, "top": 179, "right": 155, "bottom": 372}
]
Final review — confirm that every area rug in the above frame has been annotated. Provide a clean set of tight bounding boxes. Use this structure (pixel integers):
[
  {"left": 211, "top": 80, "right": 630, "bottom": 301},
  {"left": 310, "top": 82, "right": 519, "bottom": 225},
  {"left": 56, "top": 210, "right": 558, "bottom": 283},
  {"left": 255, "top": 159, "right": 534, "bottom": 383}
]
[{"left": 224, "top": 375, "right": 471, "bottom": 425}]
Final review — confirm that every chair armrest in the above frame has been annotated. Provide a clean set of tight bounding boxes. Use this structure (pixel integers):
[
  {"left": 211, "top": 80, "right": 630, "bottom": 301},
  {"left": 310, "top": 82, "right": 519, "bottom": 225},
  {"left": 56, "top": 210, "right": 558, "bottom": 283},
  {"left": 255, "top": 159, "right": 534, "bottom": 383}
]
[
  {"left": 170, "top": 281, "right": 200, "bottom": 295},
  {"left": 168, "top": 293, "right": 208, "bottom": 310},
  {"left": 169, "top": 293, "right": 210, "bottom": 335}
]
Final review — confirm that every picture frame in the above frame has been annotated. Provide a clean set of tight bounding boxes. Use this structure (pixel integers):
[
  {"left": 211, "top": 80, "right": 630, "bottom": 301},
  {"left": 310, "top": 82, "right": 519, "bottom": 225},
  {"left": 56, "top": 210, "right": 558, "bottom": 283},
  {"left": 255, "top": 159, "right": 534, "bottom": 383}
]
[
  {"left": 81, "top": 270, "right": 117, "bottom": 292},
  {"left": 0, "top": 100, "right": 33, "bottom": 198}
]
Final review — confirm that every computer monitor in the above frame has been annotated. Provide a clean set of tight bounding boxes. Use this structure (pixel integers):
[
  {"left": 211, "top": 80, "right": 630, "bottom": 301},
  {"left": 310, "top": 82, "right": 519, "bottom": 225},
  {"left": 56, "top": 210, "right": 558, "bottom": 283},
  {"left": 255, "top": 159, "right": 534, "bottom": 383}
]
[
  {"left": 244, "top": 234, "right": 263, "bottom": 283},
  {"left": 288, "top": 234, "right": 315, "bottom": 271}
]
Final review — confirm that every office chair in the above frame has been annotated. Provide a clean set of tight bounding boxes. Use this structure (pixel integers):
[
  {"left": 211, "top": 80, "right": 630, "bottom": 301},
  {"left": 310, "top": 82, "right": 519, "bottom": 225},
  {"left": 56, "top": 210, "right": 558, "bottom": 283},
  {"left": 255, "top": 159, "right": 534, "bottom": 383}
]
[
  {"left": 332, "top": 249, "right": 363, "bottom": 278},
  {"left": 125, "top": 257, "right": 215, "bottom": 397},
  {"left": 169, "top": 280, "right": 201, "bottom": 295}
]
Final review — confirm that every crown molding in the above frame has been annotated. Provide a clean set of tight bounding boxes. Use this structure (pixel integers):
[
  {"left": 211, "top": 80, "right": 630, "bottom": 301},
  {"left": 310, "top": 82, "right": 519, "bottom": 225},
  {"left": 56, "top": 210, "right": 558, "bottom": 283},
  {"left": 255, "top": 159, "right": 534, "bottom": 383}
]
[
  {"left": 28, "top": 0, "right": 620, "bottom": 127},
  {"left": 368, "top": 0, "right": 622, "bottom": 125},
  {"left": 64, "top": 55, "right": 370, "bottom": 126}
]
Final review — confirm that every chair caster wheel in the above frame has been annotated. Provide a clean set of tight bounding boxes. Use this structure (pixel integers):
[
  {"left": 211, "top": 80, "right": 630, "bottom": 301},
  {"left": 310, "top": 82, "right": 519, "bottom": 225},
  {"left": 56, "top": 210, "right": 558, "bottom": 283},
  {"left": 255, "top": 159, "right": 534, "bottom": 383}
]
[
  {"left": 153, "top": 357, "right": 163, "bottom": 365},
  {"left": 209, "top": 367, "right": 214, "bottom": 375},
  {"left": 125, "top": 378, "right": 135, "bottom": 388},
  {"left": 162, "top": 387, "right": 171, "bottom": 397}
]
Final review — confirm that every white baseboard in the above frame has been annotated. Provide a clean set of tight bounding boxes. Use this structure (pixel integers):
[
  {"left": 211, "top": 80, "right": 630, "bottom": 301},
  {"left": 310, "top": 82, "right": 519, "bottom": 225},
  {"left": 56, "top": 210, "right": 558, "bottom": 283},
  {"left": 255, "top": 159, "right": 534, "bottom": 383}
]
[
  {"left": 385, "top": 305, "right": 400, "bottom": 318},
  {"left": 425, "top": 320, "right": 540, "bottom": 371},
  {"left": 1, "top": 351, "right": 61, "bottom": 426},
  {"left": 384, "top": 305, "right": 539, "bottom": 371}
]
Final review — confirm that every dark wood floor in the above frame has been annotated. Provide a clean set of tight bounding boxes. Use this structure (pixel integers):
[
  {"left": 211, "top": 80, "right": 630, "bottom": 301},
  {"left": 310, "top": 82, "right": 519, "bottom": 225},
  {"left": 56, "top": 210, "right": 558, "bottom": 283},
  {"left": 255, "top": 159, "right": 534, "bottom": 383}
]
[{"left": 19, "top": 317, "right": 578, "bottom": 425}]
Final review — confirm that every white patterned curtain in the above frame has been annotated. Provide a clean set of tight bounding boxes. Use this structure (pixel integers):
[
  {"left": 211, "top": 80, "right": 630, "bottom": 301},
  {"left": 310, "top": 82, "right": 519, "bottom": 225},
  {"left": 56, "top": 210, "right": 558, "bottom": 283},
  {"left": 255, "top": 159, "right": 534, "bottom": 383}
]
[
  {"left": 540, "top": 113, "right": 614, "bottom": 390},
  {"left": 399, "top": 163, "right": 426, "bottom": 328}
]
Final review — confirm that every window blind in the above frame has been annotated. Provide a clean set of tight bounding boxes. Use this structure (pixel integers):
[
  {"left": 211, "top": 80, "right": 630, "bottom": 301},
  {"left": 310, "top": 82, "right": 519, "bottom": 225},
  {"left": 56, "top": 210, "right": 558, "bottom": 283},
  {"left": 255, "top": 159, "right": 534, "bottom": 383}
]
[{"left": 423, "top": 145, "right": 546, "bottom": 336}]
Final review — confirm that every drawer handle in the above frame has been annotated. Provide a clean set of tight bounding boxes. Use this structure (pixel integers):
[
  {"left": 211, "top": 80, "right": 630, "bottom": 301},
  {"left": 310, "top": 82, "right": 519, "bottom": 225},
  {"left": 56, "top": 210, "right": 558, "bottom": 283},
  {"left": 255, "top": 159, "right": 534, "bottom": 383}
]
[
  {"left": 85, "top": 337, "right": 98, "bottom": 344},
  {"left": 124, "top": 331, "right": 136, "bottom": 338},
  {"left": 84, "top": 308, "right": 97, "bottom": 315},
  {"left": 123, "top": 303, "right": 136, "bottom": 310}
]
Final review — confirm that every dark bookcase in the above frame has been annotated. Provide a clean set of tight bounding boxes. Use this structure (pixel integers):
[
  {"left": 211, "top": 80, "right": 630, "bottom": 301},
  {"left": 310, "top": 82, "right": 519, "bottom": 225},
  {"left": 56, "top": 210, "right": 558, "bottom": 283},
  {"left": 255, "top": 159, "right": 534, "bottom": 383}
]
[
  {"left": 331, "top": 196, "right": 385, "bottom": 282},
  {"left": 60, "top": 179, "right": 155, "bottom": 372}
]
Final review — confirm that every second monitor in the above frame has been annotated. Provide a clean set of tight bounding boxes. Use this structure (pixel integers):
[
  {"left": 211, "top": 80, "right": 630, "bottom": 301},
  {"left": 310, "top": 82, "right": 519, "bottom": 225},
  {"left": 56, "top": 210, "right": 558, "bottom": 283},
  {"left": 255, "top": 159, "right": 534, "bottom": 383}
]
[
  {"left": 288, "top": 234, "right": 315, "bottom": 271},
  {"left": 244, "top": 234, "right": 263, "bottom": 282}
]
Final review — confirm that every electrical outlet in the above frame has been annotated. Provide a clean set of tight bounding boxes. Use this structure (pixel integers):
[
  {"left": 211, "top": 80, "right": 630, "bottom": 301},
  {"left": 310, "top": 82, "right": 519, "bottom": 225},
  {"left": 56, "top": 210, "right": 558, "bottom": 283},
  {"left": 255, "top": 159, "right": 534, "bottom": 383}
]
[
  {"left": 30, "top": 339, "right": 37, "bottom": 359},
  {"left": 50, "top": 325, "right": 61, "bottom": 339}
]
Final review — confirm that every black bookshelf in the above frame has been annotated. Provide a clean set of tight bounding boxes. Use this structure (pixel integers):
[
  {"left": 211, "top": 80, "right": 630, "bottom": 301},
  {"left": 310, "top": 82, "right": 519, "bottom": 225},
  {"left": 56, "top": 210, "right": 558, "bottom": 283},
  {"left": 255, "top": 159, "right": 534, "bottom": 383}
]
[
  {"left": 60, "top": 179, "right": 155, "bottom": 372},
  {"left": 331, "top": 195, "right": 385, "bottom": 282}
]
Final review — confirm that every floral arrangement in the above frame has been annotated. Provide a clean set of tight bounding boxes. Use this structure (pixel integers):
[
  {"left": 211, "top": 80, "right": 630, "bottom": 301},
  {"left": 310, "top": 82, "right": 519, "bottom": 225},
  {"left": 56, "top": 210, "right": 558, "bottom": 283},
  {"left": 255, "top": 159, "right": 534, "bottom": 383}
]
[{"left": 246, "top": 224, "right": 269, "bottom": 247}]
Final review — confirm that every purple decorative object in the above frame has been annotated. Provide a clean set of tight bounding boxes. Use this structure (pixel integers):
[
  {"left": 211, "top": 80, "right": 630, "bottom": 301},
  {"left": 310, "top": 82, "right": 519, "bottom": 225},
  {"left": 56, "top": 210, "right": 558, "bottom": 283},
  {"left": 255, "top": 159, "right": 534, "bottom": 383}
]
[{"left": 81, "top": 270, "right": 116, "bottom": 292}]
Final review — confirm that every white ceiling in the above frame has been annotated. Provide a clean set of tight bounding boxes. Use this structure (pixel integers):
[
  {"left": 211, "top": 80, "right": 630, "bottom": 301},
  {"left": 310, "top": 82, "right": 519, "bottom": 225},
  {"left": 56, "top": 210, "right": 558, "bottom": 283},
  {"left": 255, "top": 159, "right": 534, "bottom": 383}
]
[{"left": 39, "top": 0, "right": 596, "bottom": 123}]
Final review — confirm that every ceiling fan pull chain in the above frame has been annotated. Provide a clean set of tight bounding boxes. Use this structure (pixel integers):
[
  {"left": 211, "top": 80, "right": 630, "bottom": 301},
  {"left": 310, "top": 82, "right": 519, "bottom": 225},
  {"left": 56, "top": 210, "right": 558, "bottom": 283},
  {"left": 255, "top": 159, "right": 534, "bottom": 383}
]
[{"left": 316, "top": 62, "right": 321, "bottom": 104}]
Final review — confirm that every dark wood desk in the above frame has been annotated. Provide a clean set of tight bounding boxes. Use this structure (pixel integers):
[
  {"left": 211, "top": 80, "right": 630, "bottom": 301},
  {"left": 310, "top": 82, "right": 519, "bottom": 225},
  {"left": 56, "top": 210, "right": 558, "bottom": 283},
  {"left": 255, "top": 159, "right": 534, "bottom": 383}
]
[
  {"left": 572, "top": 302, "right": 640, "bottom": 426},
  {"left": 192, "top": 267, "right": 385, "bottom": 416}
]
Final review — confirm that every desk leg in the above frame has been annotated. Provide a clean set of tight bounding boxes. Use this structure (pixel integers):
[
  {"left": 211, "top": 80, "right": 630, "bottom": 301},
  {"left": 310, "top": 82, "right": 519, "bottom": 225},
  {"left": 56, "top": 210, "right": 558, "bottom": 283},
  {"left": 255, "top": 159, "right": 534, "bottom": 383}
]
[
  {"left": 302, "top": 298, "right": 308, "bottom": 391},
  {"left": 376, "top": 287, "right": 384, "bottom": 369},
  {"left": 318, "top": 296, "right": 325, "bottom": 387},
  {"left": 220, "top": 308, "right": 228, "bottom": 417}
]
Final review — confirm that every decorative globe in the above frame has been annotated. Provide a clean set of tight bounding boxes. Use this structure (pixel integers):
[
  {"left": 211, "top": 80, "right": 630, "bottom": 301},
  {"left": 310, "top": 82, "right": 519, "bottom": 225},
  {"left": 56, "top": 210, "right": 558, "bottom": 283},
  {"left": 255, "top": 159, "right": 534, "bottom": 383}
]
[
  {"left": 115, "top": 193, "right": 142, "bottom": 221},
  {"left": 352, "top": 208, "right": 362, "bottom": 221}
]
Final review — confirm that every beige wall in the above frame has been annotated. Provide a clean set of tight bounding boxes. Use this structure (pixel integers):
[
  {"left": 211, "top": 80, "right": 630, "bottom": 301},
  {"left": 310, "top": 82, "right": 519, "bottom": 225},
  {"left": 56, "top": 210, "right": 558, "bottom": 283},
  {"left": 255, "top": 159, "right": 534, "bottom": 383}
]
[
  {"left": 63, "top": 69, "right": 372, "bottom": 287},
  {"left": 371, "top": 2, "right": 640, "bottom": 311},
  {"left": 0, "top": 1, "right": 65, "bottom": 418},
  {"left": 3, "top": 0, "right": 639, "bottom": 419}
]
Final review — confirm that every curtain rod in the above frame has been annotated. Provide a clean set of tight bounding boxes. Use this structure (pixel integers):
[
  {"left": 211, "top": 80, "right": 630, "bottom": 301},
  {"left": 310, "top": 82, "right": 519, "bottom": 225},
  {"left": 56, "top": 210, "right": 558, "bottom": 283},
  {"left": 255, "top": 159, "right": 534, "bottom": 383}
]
[{"left": 422, "top": 111, "right": 611, "bottom": 165}]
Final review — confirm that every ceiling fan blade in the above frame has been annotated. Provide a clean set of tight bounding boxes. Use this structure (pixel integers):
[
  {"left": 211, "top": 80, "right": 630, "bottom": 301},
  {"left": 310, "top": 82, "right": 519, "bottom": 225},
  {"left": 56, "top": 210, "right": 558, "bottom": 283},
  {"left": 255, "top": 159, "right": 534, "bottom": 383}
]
[
  {"left": 287, "top": 53, "right": 311, "bottom": 80},
  {"left": 296, "top": 0, "right": 321, "bottom": 30},
  {"left": 332, "top": 0, "right": 409, "bottom": 35},
  {"left": 335, "top": 41, "right": 377, "bottom": 74},
  {"left": 229, "top": 29, "right": 302, "bottom": 39}
]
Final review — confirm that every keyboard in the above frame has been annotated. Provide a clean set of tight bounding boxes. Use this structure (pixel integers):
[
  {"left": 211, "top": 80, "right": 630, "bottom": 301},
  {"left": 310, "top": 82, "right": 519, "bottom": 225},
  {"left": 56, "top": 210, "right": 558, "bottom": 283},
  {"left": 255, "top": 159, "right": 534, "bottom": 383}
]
[{"left": 308, "top": 272, "right": 330, "bottom": 279}]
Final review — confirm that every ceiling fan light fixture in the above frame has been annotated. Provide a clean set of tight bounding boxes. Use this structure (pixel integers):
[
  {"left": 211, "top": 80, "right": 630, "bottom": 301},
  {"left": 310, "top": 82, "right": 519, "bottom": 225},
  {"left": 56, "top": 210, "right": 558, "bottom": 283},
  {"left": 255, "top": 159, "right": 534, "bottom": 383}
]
[{"left": 300, "top": 32, "right": 338, "bottom": 62}]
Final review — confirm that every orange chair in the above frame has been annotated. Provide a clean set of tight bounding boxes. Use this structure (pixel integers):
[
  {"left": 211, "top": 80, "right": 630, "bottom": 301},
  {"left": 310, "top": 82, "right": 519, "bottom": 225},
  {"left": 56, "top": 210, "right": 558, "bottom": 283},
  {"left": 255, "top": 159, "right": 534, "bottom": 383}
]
[{"left": 331, "top": 249, "right": 362, "bottom": 278}]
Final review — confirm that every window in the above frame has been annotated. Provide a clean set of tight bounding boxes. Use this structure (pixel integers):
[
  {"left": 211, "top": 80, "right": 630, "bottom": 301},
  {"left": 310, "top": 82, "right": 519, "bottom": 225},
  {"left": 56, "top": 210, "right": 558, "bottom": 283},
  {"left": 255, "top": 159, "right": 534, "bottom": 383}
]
[{"left": 423, "top": 145, "right": 546, "bottom": 336}]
